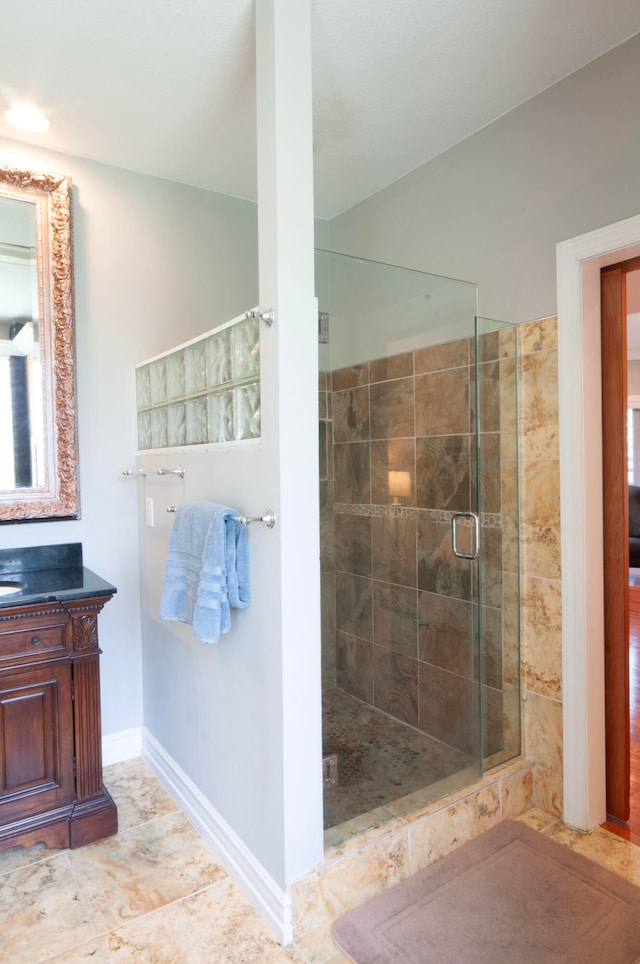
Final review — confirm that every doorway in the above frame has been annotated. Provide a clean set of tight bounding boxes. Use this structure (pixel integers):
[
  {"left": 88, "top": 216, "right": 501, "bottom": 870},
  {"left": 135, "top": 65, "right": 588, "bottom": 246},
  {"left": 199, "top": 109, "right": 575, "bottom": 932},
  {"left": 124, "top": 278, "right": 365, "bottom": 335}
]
[
  {"left": 602, "top": 574, "right": 640, "bottom": 842},
  {"left": 557, "top": 213, "right": 640, "bottom": 832},
  {"left": 600, "top": 260, "right": 640, "bottom": 839}
]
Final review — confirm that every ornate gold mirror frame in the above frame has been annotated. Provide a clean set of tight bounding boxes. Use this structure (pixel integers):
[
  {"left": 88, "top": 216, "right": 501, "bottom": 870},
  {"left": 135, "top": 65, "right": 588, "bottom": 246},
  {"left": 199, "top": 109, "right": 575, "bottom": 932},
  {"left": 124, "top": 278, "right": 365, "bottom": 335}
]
[{"left": 0, "top": 166, "right": 79, "bottom": 521}]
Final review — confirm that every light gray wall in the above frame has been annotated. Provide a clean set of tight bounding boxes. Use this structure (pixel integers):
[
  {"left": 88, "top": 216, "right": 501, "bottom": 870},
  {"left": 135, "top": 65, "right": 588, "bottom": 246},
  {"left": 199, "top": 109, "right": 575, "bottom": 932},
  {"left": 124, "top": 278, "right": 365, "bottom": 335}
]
[
  {"left": 328, "top": 32, "right": 640, "bottom": 326},
  {"left": 0, "top": 137, "right": 259, "bottom": 736},
  {"left": 0, "top": 134, "right": 328, "bottom": 893}
]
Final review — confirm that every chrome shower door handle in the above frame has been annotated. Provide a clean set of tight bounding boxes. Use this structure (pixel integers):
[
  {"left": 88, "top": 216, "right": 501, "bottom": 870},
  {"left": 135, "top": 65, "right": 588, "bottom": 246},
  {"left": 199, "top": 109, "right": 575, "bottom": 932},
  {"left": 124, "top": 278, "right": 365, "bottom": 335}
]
[{"left": 451, "top": 511, "right": 480, "bottom": 560}]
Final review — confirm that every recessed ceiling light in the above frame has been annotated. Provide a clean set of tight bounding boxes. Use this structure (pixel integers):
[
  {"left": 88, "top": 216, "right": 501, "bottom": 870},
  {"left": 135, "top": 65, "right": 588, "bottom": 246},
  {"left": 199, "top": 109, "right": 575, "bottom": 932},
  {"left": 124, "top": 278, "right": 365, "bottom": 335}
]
[{"left": 5, "top": 105, "right": 50, "bottom": 133}]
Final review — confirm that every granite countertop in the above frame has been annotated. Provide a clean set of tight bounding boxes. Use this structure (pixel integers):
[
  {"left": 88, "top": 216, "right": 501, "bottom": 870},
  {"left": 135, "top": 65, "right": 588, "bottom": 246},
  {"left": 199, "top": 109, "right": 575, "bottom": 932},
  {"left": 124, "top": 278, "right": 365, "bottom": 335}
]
[{"left": 0, "top": 543, "right": 117, "bottom": 610}]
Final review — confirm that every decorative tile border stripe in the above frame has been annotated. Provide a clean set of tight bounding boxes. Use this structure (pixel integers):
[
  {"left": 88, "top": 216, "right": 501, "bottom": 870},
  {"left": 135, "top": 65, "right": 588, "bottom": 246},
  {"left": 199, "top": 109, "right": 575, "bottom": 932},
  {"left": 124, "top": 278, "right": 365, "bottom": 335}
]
[{"left": 334, "top": 503, "right": 502, "bottom": 528}]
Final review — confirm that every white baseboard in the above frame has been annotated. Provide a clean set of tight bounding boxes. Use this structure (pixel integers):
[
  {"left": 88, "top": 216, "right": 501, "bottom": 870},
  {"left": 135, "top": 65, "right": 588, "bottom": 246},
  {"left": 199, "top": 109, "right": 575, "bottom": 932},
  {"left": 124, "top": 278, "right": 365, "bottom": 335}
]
[
  {"left": 140, "top": 727, "right": 292, "bottom": 945},
  {"left": 102, "top": 726, "right": 143, "bottom": 766}
]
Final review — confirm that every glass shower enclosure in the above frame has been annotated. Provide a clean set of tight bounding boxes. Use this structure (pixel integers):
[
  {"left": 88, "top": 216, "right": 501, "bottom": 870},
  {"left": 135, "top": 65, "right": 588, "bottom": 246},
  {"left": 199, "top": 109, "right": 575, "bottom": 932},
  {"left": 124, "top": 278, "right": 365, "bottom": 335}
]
[{"left": 316, "top": 251, "right": 520, "bottom": 833}]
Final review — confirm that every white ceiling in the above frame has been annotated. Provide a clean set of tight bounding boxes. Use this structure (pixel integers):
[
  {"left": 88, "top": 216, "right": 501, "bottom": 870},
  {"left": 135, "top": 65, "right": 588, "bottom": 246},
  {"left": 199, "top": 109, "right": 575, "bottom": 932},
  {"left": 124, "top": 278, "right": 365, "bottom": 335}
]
[{"left": 1, "top": 0, "right": 640, "bottom": 219}]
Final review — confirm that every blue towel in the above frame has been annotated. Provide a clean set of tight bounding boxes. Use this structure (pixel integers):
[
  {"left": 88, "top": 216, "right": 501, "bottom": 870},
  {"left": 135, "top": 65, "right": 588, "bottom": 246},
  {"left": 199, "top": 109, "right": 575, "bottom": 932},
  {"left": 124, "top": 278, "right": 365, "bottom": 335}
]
[{"left": 160, "top": 502, "right": 250, "bottom": 643}]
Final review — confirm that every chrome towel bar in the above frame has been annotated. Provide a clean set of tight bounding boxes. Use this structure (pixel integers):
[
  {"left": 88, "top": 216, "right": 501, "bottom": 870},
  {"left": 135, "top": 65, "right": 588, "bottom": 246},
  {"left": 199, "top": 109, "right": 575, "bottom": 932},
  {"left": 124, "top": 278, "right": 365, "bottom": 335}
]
[
  {"left": 123, "top": 467, "right": 185, "bottom": 479},
  {"left": 244, "top": 307, "right": 275, "bottom": 327},
  {"left": 166, "top": 506, "right": 276, "bottom": 529}
]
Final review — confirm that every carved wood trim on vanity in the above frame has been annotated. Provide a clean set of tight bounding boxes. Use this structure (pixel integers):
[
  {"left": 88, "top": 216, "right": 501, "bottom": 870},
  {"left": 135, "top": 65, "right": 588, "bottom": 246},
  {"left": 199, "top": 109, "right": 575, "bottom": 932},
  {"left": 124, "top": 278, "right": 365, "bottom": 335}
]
[
  {"left": 64, "top": 599, "right": 106, "bottom": 803},
  {"left": 0, "top": 605, "right": 63, "bottom": 623},
  {"left": 0, "top": 594, "right": 117, "bottom": 851}
]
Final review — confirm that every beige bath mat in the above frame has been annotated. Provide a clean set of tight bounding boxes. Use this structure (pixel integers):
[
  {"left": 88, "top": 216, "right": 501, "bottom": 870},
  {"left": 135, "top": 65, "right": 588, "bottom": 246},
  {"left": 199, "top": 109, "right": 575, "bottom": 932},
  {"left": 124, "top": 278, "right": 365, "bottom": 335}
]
[{"left": 332, "top": 820, "right": 640, "bottom": 963}]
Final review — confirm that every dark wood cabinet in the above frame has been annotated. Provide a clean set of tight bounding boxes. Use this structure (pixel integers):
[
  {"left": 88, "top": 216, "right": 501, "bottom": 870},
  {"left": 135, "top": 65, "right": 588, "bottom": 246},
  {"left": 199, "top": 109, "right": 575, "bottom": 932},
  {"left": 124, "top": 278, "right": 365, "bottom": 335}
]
[{"left": 0, "top": 594, "right": 117, "bottom": 851}]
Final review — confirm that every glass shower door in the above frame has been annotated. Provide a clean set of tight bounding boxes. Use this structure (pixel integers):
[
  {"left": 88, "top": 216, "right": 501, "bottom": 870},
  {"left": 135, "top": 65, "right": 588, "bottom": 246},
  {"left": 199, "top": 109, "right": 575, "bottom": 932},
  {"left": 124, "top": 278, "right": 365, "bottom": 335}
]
[
  {"left": 475, "top": 318, "right": 521, "bottom": 769},
  {"left": 318, "top": 250, "right": 494, "bottom": 831},
  {"left": 413, "top": 329, "right": 484, "bottom": 801}
]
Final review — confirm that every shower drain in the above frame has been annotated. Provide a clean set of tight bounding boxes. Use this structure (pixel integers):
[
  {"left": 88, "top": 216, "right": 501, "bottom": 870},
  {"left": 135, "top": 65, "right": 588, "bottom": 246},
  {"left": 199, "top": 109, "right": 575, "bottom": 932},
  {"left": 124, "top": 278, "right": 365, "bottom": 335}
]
[{"left": 322, "top": 754, "right": 338, "bottom": 787}]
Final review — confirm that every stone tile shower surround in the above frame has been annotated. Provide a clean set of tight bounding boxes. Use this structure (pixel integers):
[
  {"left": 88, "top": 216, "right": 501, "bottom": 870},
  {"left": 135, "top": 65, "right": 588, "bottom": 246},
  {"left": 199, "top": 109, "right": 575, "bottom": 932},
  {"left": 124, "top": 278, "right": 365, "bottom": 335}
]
[
  {"left": 320, "top": 329, "right": 519, "bottom": 769},
  {"left": 297, "top": 316, "right": 562, "bottom": 941},
  {"left": 516, "top": 316, "right": 562, "bottom": 817}
]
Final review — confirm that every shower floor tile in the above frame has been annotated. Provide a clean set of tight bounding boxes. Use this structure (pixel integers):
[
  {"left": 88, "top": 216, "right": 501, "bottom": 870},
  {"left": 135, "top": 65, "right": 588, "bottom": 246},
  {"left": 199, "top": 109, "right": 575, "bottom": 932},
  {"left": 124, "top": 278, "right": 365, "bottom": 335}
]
[{"left": 322, "top": 687, "right": 469, "bottom": 830}]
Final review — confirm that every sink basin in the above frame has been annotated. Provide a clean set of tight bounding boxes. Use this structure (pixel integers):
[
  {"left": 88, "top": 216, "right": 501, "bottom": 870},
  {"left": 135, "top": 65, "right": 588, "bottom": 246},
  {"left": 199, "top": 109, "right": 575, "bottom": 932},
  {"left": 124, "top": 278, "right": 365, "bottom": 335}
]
[{"left": 0, "top": 582, "right": 22, "bottom": 597}]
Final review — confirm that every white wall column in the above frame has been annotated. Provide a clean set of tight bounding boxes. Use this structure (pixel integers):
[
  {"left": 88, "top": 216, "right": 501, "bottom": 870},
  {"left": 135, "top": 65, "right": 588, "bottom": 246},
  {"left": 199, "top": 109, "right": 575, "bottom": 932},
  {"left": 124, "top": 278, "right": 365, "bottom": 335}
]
[{"left": 255, "top": 0, "right": 323, "bottom": 895}]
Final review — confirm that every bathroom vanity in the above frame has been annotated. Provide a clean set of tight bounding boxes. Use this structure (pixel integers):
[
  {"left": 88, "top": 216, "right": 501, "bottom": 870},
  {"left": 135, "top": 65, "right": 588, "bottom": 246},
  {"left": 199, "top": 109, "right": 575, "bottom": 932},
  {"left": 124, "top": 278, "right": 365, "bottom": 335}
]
[{"left": 0, "top": 544, "right": 117, "bottom": 851}]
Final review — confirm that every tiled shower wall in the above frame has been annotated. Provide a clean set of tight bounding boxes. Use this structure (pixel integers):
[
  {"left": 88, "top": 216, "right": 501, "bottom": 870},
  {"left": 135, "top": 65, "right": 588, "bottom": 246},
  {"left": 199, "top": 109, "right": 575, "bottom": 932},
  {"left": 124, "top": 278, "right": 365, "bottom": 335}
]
[
  {"left": 320, "top": 330, "right": 520, "bottom": 765},
  {"left": 516, "top": 316, "right": 562, "bottom": 816}
]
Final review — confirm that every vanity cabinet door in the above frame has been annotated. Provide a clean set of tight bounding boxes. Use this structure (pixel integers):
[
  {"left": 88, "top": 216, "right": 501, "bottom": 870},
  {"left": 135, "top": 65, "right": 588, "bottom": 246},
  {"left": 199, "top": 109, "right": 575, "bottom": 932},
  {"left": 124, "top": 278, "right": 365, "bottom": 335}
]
[{"left": 0, "top": 660, "right": 75, "bottom": 820}]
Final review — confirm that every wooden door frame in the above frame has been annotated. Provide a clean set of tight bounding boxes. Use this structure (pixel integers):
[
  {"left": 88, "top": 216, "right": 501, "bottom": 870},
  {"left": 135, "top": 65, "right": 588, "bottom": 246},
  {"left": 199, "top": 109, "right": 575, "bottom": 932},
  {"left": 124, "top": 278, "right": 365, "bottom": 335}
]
[{"left": 600, "top": 262, "right": 631, "bottom": 821}]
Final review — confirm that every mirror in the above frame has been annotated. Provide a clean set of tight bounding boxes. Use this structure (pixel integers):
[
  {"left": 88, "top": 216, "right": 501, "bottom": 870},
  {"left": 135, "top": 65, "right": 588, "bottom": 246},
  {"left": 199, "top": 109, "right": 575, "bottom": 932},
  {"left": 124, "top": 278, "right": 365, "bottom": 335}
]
[{"left": 0, "top": 166, "right": 79, "bottom": 522}]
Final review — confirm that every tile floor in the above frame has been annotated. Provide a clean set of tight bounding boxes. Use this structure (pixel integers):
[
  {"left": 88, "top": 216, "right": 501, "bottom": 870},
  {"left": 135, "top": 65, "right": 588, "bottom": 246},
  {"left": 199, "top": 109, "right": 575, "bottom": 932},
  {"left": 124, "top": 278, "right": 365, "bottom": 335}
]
[
  {"left": 2, "top": 758, "right": 640, "bottom": 963},
  {"left": 0, "top": 758, "right": 346, "bottom": 963}
]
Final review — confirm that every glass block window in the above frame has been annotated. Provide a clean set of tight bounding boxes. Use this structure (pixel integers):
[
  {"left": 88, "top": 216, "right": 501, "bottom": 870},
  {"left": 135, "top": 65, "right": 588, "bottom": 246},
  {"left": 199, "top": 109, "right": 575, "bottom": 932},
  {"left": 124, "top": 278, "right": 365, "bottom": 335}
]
[{"left": 136, "top": 316, "right": 260, "bottom": 449}]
